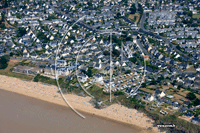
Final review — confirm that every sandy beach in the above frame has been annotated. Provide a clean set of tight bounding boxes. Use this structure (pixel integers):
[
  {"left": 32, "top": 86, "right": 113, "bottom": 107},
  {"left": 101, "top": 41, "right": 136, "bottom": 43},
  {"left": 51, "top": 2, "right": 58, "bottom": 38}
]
[{"left": 0, "top": 75, "right": 159, "bottom": 133}]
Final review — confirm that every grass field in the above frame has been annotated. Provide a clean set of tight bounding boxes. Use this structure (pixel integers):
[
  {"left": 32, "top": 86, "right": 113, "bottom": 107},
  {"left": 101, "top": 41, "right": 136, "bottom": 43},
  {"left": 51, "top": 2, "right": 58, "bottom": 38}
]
[
  {"left": 88, "top": 84, "right": 110, "bottom": 101},
  {"left": 193, "top": 14, "right": 200, "bottom": 19},
  {"left": 0, "top": 59, "right": 34, "bottom": 80},
  {"left": 128, "top": 13, "right": 140, "bottom": 23}
]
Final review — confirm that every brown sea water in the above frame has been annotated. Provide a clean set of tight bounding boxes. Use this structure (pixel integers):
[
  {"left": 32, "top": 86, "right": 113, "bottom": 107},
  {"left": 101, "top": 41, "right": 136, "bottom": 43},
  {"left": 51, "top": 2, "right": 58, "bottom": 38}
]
[{"left": 0, "top": 89, "right": 140, "bottom": 133}]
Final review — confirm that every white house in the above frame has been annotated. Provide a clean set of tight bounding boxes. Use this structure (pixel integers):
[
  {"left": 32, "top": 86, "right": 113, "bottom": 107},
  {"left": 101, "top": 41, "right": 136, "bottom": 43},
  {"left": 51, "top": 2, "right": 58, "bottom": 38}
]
[
  {"left": 133, "top": 38, "right": 137, "bottom": 44},
  {"left": 57, "top": 60, "right": 67, "bottom": 67},
  {"left": 31, "top": 53, "right": 38, "bottom": 59},
  {"left": 46, "top": 9, "right": 54, "bottom": 14},
  {"left": 94, "top": 74, "right": 103, "bottom": 82},
  {"left": 78, "top": 73, "right": 88, "bottom": 83},
  {"left": 148, "top": 95, "right": 155, "bottom": 102},
  {"left": 154, "top": 90, "right": 166, "bottom": 98}
]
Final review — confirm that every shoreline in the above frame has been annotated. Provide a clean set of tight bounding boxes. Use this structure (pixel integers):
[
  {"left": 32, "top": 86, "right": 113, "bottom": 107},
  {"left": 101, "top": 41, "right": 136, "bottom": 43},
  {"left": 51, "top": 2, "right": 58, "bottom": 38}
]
[{"left": 0, "top": 75, "right": 159, "bottom": 133}]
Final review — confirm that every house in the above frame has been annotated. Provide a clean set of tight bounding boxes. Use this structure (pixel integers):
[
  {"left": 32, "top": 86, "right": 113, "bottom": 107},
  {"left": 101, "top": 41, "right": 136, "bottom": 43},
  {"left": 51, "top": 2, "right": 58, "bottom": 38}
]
[
  {"left": 183, "top": 101, "right": 190, "bottom": 106},
  {"left": 94, "top": 63, "right": 102, "bottom": 69},
  {"left": 148, "top": 95, "right": 155, "bottom": 102},
  {"left": 133, "top": 38, "right": 137, "bottom": 43},
  {"left": 184, "top": 112, "right": 194, "bottom": 119},
  {"left": 28, "top": 47, "right": 35, "bottom": 53},
  {"left": 94, "top": 74, "right": 103, "bottom": 82},
  {"left": 192, "top": 117, "right": 200, "bottom": 125},
  {"left": 35, "top": 44, "right": 42, "bottom": 51},
  {"left": 193, "top": 82, "right": 200, "bottom": 90},
  {"left": 144, "top": 55, "right": 149, "bottom": 60},
  {"left": 178, "top": 63, "right": 189, "bottom": 69},
  {"left": 23, "top": 52, "right": 29, "bottom": 58},
  {"left": 42, "top": 43, "right": 49, "bottom": 49},
  {"left": 93, "top": 58, "right": 101, "bottom": 64},
  {"left": 170, "top": 60, "right": 177, "bottom": 65},
  {"left": 187, "top": 75, "right": 195, "bottom": 81},
  {"left": 31, "top": 53, "right": 38, "bottom": 59},
  {"left": 196, "top": 65, "right": 200, "bottom": 71},
  {"left": 57, "top": 60, "right": 67, "bottom": 67},
  {"left": 44, "top": 67, "right": 55, "bottom": 76},
  {"left": 23, "top": 47, "right": 29, "bottom": 58},
  {"left": 46, "top": 9, "right": 54, "bottom": 14},
  {"left": 39, "top": 54, "right": 48, "bottom": 60},
  {"left": 154, "top": 90, "right": 165, "bottom": 98},
  {"left": 103, "top": 66, "right": 111, "bottom": 74},
  {"left": 66, "top": 76, "right": 73, "bottom": 81},
  {"left": 155, "top": 53, "right": 163, "bottom": 60},
  {"left": 13, "top": 65, "right": 42, "bottom": 75},
  {"left": 5, "top": 41, "right": 15, "bottom": 48},
  {"left": 78, "top": 73, "right": 88, "bottom": 83},
  {"left": 86, "top": 61, "right": 94, "bottom": 67},
  {"left": 57, "top": 68, "right": 69, "bottom": 76},
  {"left": 181, "top": 106, "right": 188, "bottom": 112}
]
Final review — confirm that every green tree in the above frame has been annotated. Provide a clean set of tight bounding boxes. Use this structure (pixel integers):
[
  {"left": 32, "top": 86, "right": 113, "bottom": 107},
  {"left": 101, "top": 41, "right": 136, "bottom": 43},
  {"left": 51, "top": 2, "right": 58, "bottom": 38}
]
[
  {"left": 87, "top": 67, "right": 93, "bottom": 77},
  {"left": 47, "top": 15, "right": 58, "bottom": 20},
  {"left": 0, "top": 23, "right": 6, "bottom": 29},
  {"left": 130, "top": 3, "right": 136, "bottom": 14},
  {"left": 141, "top": 83, "right": 146, "bottom": 88},
  {"left": 138, "top": 3, "right": 143, "bottom": 14},
  {"left": 10, "top": 52, "right": 14, "bottom": 57},
  {"left": 125, "top": 70, "right": 131, "bottom": 74},
  {"left": 129, "top": 57, "right": 137, "bottom": 63},
  {"left": 103, "top": 50, "right": 109, "bottom": 56},
  {"left": 193, "top": 98, "right": 200, "bottom": 106},
  {"left": 116, "top": 12, "right": 121, "bottom": 18},
  {"left": 17, "top": 27, "right": 27, "bottom": 37},
  {"left": 16, "top": 13, "right": 22, "bottom": 19},
  {"left": 145, "top": 1, "right": 150, "bottom": 8},
  {"left": 1, "top": 13, "right": 5, "bottom": 22},
  {"left": 0, "top": 55, "right": 10, "bottom": 69},
  {"left": 112, "top": 48, "right": 120, "bottom": 57},
  {"left": 82, "top": 67, "right": 93, "bottom": 77},
  {"left": 186, "top": 92, "right": 196, "bottom": 100},
  {"left": 37, "top": 32, "right": 49, "bottom": 43}
]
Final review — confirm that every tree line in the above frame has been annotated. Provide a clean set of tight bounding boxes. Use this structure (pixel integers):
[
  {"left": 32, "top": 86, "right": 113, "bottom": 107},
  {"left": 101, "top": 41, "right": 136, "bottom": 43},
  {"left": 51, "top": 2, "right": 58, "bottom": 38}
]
[{"left": 0, "top": 55, "right": 10, "bottom": 69}]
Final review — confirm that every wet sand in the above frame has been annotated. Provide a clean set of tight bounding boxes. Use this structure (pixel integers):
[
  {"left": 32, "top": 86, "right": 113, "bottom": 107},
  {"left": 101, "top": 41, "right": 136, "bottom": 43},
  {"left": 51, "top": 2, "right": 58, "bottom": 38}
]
[{"left": 0, "top": 89, "right": 139, "bottom": 133}]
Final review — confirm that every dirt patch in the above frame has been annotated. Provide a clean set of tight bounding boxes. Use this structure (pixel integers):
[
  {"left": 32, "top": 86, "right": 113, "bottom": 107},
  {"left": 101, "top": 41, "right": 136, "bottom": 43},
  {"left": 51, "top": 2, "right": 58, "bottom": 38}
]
[
  {"left": 4, "top": 20, "right": 14, "bottom": 28},
  {"left": 0, "top": 59, "right": 33, "bottom": 80},
  {"left": 173, "top": 94, "right": 187, "bottom": 103},
  {"left": 10, "top": 59, "right": 20, "bottom": 63},
  {"left": 185, "top": 66, "right": 197, "bottom": 73},
  {"left": 178, "top": 89, "right": 189, "bottom": 97},
  {"left": 24, "top": 60, "right": 31, "bottom": 63},
  {"left": 128, "top": 13, "right": 140, "bottom": 23},
  {"left": 140, "top": 88, "right": 155, "bottom": 94}
]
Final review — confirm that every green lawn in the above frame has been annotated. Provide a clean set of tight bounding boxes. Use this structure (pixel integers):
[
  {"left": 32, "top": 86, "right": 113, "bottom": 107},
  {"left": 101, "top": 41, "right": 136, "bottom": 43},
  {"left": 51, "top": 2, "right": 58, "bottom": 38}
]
[
  {"left": 0, "top": 59, "right": 33, "bottom": 80},
  {"left": 193, "top": 14, "right": 200, "bottom": 19}
]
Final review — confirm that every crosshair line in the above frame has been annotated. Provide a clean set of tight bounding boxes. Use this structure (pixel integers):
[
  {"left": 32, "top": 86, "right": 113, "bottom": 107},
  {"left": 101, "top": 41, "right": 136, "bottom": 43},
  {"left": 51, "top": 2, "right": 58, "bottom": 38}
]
[
  {"left": 76, "top": 35, "right": 95, "bottom": 99},
  {"left": 99, "top": 30, "right": 123, "bottom": 102},
  {"left": 55, "top": 16, "right": 86, "bottom": 119}
]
